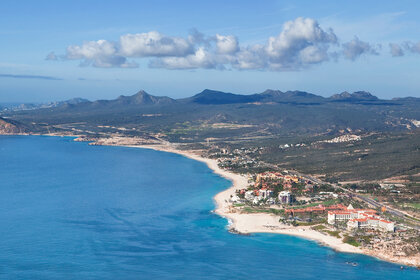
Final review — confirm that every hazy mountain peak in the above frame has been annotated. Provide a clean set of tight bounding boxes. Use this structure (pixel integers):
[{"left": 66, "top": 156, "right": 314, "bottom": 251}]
[
  {"left": 196, "top": 89, "right": 228, "bottom": 96},
  {"left": 63, "top": 97, "right": 90, "bottom": 104},
  {"left": 261, "top": 89, "right": 284, "bottom": 96},
  {"left": 392, "top": 96, "right": 420, "bottom": 101},
  {"left": 330, "top": 91, "right": 378, "bottom": 101},
  {"left": 190, "top": 89, "right": 258, "bottom": 104},
  {"left": 133, "top": 89, "right": 149, "bottom": 97},
  {"left": 116, "top": 90, "right": 175, "bottom": 105}
]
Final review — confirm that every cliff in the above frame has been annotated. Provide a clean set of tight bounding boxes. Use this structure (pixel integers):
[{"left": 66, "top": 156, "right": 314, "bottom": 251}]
[{"left": 0, "top": 117, "right": 27, "bottom": 134}]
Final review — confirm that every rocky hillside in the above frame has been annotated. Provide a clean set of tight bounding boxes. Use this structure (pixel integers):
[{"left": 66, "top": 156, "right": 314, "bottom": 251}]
[{"left": 0, "top": 117, "right": 27, "bottom": 134}]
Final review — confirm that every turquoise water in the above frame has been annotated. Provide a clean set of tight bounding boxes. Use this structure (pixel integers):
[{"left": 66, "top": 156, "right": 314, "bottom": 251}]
[{"left": 0, "top": 136, "right": 418, "bottom": 279}]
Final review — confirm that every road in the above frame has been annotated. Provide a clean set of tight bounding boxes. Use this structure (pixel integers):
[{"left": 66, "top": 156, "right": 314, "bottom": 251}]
[{"left": 256, "top": 159, "right": 420, "bottom": 230}]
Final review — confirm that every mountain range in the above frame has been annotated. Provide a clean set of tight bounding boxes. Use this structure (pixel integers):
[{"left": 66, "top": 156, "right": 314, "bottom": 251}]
[
  {"left": 20, "top": 88, "right": 417, "bottom": 109},
  {"left": 1, "top": 88, "right": 419, "bottom": 139},
  {"left": 0, "top": 97, "right": 89, "bottom": 112}
]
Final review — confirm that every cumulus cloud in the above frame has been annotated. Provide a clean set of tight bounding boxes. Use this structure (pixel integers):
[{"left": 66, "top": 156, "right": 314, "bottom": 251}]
[
  {"left": 342, "top": 37, "right": 380, "bottom": 60},
  {"left": 65, "top": 40, "right": 138, "bottom": 68},
  {"left": 389, "top": 43, "right": 404, "bottom": 57},
  {"left": 51, "top": 17, "right": 382, "bottom": 70},
  {"left": 150, "top": 47, "right": 219, "bottom": 70},
  {"left": 231, "top": 45, "right": 267, "bottom": 70},
  {"left": 151, "top": 17, "right": 339, "bottom": 70},
  {"left": 215, "top": 34, "right": 239, "bottom": 54},
  {"left": 119, "top": 31, "right": 193, "bottom": 57},
  {"left": 265, "top": 17, "right": 337, "bottom": 69}
]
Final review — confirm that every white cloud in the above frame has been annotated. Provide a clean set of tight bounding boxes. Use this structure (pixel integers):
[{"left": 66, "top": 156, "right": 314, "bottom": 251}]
[
  {"left": 342, "top": 37, "right": 380, "bottom": 60},
  {"left": 389, "top": 43, "right": 404, "bottom": 57},
  {"left": 298, "top": 45, "right": 329, "bottom": 64},
  {"left": 232, "top": 45, "right": 267, "bottom": 70},
  {"left": 52, "top": 17, "right": 384, "bottom": 70},
  {"left": 66, "top": 40, "right": 116, "bottom": 60},
  {"left": 265, "top": 17, "right": 337, "bottom": 67},
  {"left": 65, "top": 40, "right": 137, "bottom": 68},
  {"left": 215, "top": 34, "right": 239, "bottom": 54},
  {"left": 119, "top": 31, "right": 193, "bottom": 57},
  {"left": 150, "top": 47, "right": 219, "bottom": 70},
  {"left": 151, "top": 17, "right": 339, "bottom": 71}
]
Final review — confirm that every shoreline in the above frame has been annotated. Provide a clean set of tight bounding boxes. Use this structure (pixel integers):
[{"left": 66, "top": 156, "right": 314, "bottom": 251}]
[
  {"left": 120, "top": 142, "right": 418, "bottom": 268},
  {"left": 1, "top": 134, "right": 418, "bottom": 268},
  {"left": 127, "top": 144, "right": 362, "bottom": 253}
]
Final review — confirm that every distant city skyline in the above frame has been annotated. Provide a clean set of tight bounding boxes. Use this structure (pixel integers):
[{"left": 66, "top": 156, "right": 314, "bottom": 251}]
[{"left": 1, "top": 0, "right": 420, "bottom": 102}]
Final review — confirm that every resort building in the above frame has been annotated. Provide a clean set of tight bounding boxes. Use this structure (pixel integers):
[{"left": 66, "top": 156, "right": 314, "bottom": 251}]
[
  {"left": 259, "top": 188, "right": 273, "bottom": 199},
  {"left": 278, "top": 191, "right": 292, "bottom": 204},
  {"left": 327, "top": 210, "right": 356, "bottom": 223},
  {"left": 347, "top": 217, "right": 395, "bottom": 232},
  {"left": 328, "top": 205, "right": 394, "bottom": 232},
  {"left": 244, "top": 190, "right": 254, "bottom": 201}
]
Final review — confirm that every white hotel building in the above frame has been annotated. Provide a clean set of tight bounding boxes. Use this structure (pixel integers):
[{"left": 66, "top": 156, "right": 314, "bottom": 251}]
[{"left": 327, "top": 205, "right": 394, "bottom": 232}]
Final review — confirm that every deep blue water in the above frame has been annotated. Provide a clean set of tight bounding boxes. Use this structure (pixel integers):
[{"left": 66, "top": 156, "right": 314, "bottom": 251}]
[{"left": 0, "top": 136, "right": 418, "bottom": 279}]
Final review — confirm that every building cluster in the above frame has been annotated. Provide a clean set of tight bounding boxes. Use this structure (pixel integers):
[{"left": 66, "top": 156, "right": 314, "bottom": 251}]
[
  {"left": 285, "top": 203, "right": 347, "bottom": 215},
  {"left": 232, "top": 171, "right": 325, "bottom": 205},
  {"left": 235, "top": 188, "right": 293, "bottom": 205},
  {"left": 240, "top": 188, "right": 275, "bottom": 204},
  {"left": 328, "top": 205, "right": 394, "bottom": 232},
  {"left": 212, "top": 147, "right": 265, "bottom": 170},
  {"left": 279, "top": 143, "right": 306, "bottom": 149},
  {"left": 254, "top": 171, "right": 311, "bottom": 191},
  {"left": 318, "top": 134, "right": 362, "bottom": 144}
]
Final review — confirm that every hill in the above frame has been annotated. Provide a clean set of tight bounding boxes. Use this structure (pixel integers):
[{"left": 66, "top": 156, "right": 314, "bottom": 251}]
[
  {"left": 1, "top": 88, "right": 419, "bottom": 182},
  {"left": 183, "top": 89, "right": 262, "bottom": 104},
  {"left": 0, "top": 117, "right": 29, "bottom": 134},
  {"left": 2, "top": 88, "right": 419, "bottom": 141},
  {"left": 329, "top": 91, "right": 379, "bottom": 102}
]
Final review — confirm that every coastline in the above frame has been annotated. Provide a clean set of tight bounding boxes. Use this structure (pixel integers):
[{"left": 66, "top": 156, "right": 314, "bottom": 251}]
[
  {"left": 117, "top": 144, "right": 420, "bottom": 267},
  {"left": 119, "top": 142, "right": 419, "bottom": 267},
  {"left": 1, "top": 134, "right": 418, "bottom": 268},
  {"left": 126, "top": 144, "right": 362, "bottom": 252}
]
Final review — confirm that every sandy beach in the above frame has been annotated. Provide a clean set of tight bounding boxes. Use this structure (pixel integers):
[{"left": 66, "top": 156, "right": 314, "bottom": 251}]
[
  {"left": 125, "top": 143, "right": 362, "bottom": 253},
  {"left": 119, "top": 141, "right": 419, "bottom": 267},
  {"left": 23, "top": 135, "right": 415, "bottom": 268}
]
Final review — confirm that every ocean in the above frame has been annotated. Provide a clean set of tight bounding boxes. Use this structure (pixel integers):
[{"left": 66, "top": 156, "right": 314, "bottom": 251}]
[{"left": 0, "top": 135, "right": 418, "bottom": 279}]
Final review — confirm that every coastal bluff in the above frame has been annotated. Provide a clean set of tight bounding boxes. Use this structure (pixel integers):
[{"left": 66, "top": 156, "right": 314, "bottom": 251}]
[{"left": 0, "top": 117, "right": 27, "bottom": 134}]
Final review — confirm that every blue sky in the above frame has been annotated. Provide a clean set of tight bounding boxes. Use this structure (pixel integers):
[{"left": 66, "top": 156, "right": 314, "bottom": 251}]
[{"left": 0, "top": 0, "right": 419, "bottom": 102}]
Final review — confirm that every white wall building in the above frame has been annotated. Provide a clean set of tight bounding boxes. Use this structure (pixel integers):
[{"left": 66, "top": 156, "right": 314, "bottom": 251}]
[
  {"left": 259, "top": 188, "right": 273, "bottom": 199},
  {"left": 244, "top": 190, "right": 254, "bottom": 201},
  {"left": 328, "top": 207, "right": 394, "bottom": 232},
  {"left": 278, "top": 191, "right": 291, "bottom": 204},
  {"left": 347, "top": 217, "right": 394, "bottom": 232}
]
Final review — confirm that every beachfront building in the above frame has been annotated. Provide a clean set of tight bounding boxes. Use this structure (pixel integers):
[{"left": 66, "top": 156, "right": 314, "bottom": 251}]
[
  {"left": 259, "top": 188, "right": 273, "bottom": 199},
  {"left": 327, "top": 207, "right": 376, "bottom": 224},
  {"left": 347, "top": 217, "right": 395, "bottom": 232},
  {"left": 378, "top": 219, "right": 395, "bottom": 232},
  {"left": 328, "top": 206, "right": 394, "bottom": 232},
  {"left": 327, "top": 210, "right": 360, "bottom": 224},
  {"left": 278, "top": 191, "right": 292, "bottom": 204},
  {"left": 244, "top": 190, "right": 254, "bottom": 201}
]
